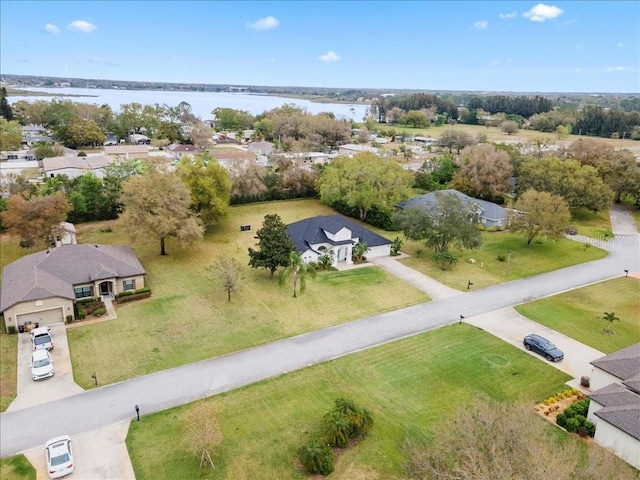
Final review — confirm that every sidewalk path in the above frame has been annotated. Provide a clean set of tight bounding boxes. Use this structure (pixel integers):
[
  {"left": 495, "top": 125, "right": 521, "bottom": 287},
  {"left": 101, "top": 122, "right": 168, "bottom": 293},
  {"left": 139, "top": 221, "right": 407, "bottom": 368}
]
[{"left": 369, "top": 254, "right": 462, "bottom": 300}]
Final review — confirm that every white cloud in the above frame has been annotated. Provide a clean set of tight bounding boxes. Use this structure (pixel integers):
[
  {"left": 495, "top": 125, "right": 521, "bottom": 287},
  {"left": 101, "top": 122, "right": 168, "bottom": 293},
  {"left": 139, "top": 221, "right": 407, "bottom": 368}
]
[
  {"left": 44, "top": 23, "right": 60, "bottom": 34},
  {"left": 67, "top": 20, "right": 97, "bottom": 33},
  {"left": 248, "top": 16, "right": 279, "bottom": 30},
  {"left": 499, "top": 12, "right": 517, "bottom": 19},
  {"left": 474, "top": 21, "right": 488, "bottom": 30},
  {"left": 617, "top": 43, "right": 624, "bottom": 48},
  {"left": 319, "top": 51, "right": 340, "bottom": 62},
  {"left": 523, "top": 4, "right": 563, "bottom": 22},
  {"left": 605, "top": 66, "right": 633, "bottom": 72},
  {"left": 489, "top": 58, "right": 513, "bottom": 66}
]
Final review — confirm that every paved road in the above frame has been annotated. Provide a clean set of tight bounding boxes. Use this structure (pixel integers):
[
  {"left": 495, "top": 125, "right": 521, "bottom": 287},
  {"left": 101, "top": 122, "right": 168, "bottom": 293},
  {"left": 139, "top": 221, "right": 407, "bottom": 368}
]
[{"left": 2, "top": 232, "right": 637, "bottom": 457}]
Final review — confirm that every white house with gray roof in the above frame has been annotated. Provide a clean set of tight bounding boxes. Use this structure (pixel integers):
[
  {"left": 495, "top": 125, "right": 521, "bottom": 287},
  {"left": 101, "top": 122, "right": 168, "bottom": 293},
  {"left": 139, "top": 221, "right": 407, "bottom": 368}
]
[
  {"left": 587, "top": 343, "right": 640, "bottom": 470},
  {"left": 287, "top": 214, "right": 391, "bottom": 266},
  {"left": 1, "top": 244, "right": 146, "bottom": 332},
  {"left": 396, "top": 189, "right": 511, "bottom": 228},
  {"left": 42, "top": 155, "right": 113, "bottom": 179}
]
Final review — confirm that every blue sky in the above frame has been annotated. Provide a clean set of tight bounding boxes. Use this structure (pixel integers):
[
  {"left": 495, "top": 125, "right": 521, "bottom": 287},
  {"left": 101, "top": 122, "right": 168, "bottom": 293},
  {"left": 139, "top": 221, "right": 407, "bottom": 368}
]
[{"left": 1, "top": 1, "right": 638, "bottom": 93}]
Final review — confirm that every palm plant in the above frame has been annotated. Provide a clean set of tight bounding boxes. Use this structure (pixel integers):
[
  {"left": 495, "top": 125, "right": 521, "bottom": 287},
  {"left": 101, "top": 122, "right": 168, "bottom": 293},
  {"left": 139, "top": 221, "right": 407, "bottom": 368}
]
[
  {"left": 602, "top": 311, "right": 620, "bottom": 334},
  {"left": 352, "top": 241, "right": 370, "bottom": 264},
  {"left": 278, "top": 251, "right": 317, "bottom": 297}
]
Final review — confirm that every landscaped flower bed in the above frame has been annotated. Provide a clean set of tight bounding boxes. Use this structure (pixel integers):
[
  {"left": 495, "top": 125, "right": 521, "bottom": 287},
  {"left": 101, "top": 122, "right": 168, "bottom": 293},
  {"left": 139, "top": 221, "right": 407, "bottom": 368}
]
[
  {"left": 115, "top": 288, "right": 152, "bottom": 304},
  {"left": 534, "top": 388, "right": 595, "bottom": 439}
]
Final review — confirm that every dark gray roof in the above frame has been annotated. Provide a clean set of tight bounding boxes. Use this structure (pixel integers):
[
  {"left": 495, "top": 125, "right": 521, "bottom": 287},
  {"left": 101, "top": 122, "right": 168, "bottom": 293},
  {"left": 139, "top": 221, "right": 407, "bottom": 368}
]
[
  {"left": 623, "top": 374, "right": 640, "bottom": 395},
  {"left": 396, "top": 189, "right": 507, "bottom": 222},
  {"left": 591, "top": 343, "right": 640, "bottom": 381},
  {"left": 589, "top": 382, "right": 640, "bottom": 407},
  {"left": 287, "top": 215, "right": 391, "bottom": 254},
  {"left": 593, "top": 403, "right": 640, "bottom": 441},
  {"left": 1, "top": 244, "right": 145, "bottom": 311}
]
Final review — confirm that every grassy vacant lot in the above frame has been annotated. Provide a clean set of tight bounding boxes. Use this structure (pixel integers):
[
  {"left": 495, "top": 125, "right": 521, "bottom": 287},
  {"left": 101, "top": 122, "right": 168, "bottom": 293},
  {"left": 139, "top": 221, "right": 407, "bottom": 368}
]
[
  {"left": 0, "top": 321, "right": 18, "bottom": 411},
  {"left": 516, "top": 277, "right": 640, "bottom": 353},
  {"left": 126, "top": 325, "right": 570, "bottom": 480},
  {"left": 397, "top": 231, "right": 607, "bottom": 291},
  {"left": 66, "top": 199, "right": 427, "bottom": 388},
  {"left": 0, "top": 455, "right": 35, "bottom": 480},
  {"left": 568, "top": 207, "right": 612, "bottom": 239},
  {"left": 375, "top": 123, "right": 640, "bottom": 150}
]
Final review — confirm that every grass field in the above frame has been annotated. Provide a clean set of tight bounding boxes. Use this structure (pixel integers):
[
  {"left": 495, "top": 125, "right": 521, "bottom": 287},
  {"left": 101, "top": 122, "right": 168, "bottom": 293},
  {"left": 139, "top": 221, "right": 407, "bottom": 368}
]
[
  {"left": 569, "top": 208, "right": 612, "bottom": 239},
  {"left": 65, "top": 199, "right": 428, "bottom": 388},
  {"left": 126, "top": 325, "right": 571, "bottom": 480},
  {"left": 515, "top": 277, "right": 640, "bottom": 353},
  {"left": 372, "top": 123, "right": 640, "bottom": 150},
  {"left": 0, "top": 455, "right": 35, "bottom": 480},
  {"left": 0, "top": 321, "right": 18, "bottom": 411},
  {"left": 397, "top": 230, "right": 608, "bottom": 291}
]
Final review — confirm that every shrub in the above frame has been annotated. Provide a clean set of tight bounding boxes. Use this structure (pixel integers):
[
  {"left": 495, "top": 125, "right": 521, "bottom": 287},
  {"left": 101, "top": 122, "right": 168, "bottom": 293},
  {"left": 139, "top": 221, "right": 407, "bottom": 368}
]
[
  {"left": 298, "top": 440, "right": 334, "bottom": 475},
  {"left": 391, "top": 237, "right": 403, "bottom": 256},
  {"left": 323, "top": 410, "right": 351, "bottom": 448},
  {"left": 116, "top": 291, "right": 134, "bottom": 299},
  {"left": 93, "top": 308, "right": 106, "bottom": 317},
  {"left": 76, "top": 297, "right": 100, "bottom": 305},
  {"left": 77, "top": 305, "right": 86, "bottom": 320},
  {"left": 556, "top": 413, "right": 567, "bottom": 428},
  {"left": 497, "top": 254, "right": 506, "bottom": 262},
  {"left": 99, "top": 226, "right": 113, "bottom": 233},
  {"left": 7, "top": 325, "right": 16, "bottom": 335},
  {"left": 66, "top": 315, "right": 73, "bottom": 323},
  {"left": 585, "top": 421, "right": 596, "bottom": 437},
  {"left": 434, "top": 251, "right": 458, "bottom": 270},
  {"left": 565, "top": 418, "right": 580, "bottom": 433},
  {"left": 135, "top": 287, "right": 151, "bottom": 294},
  {"left": 77, "top": 151, "right": 87, "bottom": 157}
]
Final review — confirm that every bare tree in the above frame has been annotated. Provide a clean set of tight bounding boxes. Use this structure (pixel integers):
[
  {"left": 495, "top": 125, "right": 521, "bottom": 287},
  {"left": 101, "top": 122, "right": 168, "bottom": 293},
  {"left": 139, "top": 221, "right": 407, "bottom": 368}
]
[
  {"left": 404, "top": 396, "right": 638, "bottom": 480},
  {"left": 208, "top": 257, "right": 243, "bottom": 301},
  {"left": 184, "top": 402, "right": 222, "bottom": 471}
]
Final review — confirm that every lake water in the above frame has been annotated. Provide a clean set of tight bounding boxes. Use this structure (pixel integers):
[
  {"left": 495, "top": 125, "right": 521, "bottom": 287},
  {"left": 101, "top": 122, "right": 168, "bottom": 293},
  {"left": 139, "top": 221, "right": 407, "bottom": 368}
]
[{"left": 8, "top": 87, "right": 370, "bottom": 121}]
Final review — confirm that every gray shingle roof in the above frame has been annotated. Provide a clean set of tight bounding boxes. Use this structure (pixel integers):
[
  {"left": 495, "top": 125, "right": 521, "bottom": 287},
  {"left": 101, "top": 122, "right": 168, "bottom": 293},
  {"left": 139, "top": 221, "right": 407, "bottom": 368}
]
[
  {"left": 1, "top": 244, "right": 145, "bottom": 311},
  {"left": 396, "top": 189, "right": 508, "bottom": 222},
  {"left": 589, "top": 382, "right": 640, "bottom": 407},
  {"left": 287, "top": 215, "right": 391, "bottom": 254},
  {"left": 593, "top": 403, "right": 640, "bottom": 441},
  {"left": 591, "top": 343, "right": 640, "bottom": 381}
]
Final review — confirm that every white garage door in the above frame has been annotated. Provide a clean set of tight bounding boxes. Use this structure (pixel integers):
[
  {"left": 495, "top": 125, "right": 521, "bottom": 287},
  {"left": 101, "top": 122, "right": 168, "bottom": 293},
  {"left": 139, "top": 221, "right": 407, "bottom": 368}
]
[{"left": 17, "top": 308, "right": 64, "bottom": 327}]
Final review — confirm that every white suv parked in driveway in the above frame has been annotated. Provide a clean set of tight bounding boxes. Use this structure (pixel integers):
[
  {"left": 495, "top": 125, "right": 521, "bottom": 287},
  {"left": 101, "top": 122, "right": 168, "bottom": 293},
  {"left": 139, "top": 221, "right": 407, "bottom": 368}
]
[
  {"left": 30, "top": 349, "right": 55, "bottom": 381},
  {"left": 31, "top": 327, "right": 54, "bottom": 351}
]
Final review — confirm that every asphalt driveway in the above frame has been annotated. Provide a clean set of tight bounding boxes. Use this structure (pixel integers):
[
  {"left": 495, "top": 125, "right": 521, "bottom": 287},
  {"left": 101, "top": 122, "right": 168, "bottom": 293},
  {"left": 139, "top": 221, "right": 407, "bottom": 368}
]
[{"left": 8, "top": 324, "right": 84, "bottom": 412}]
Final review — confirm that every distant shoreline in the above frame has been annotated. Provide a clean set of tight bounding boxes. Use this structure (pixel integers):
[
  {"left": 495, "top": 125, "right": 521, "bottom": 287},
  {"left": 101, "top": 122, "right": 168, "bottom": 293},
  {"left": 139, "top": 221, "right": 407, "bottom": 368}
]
[{"left": 6, "top": 87, "right": 97, "bottom": 98}]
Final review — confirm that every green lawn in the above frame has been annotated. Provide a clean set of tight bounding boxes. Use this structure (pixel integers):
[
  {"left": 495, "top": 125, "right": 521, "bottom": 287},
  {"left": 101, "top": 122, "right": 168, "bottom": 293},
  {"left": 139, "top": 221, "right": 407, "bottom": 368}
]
[
  {"left": 397, "top": 231, "right": 608, "bottom": 291},
  {"left": 569, "top": 207, "right": 612, "bottom": 239},
  {"left": 515, "top": 277, "right": 640, "bottom": 353},
  {"left": 0, "top": 322, "right": 18, "bottom": 411},
  {"left": 66, "top": 199, "right": 428, "bottom": 388},
  {"left": 126, "top": 325, "right": 571, "bottom": 480},
  {"left": 0, "top": 455, "right": 35, "bottom": 480}
]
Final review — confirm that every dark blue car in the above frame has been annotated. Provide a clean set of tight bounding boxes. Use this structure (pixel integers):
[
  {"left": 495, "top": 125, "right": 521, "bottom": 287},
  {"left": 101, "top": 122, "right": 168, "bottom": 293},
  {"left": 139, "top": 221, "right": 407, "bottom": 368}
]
[{"left": 523, "top": 334, "right": 564, "bottom": 362}]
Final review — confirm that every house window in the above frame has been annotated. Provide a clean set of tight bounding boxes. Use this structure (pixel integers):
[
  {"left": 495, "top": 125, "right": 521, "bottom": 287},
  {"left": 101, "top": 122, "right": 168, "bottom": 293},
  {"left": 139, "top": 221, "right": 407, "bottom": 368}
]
[
  {"left": 74, "top": 286, "right": 94, "bottom": 299},
  {"left": 123, "top": 279, "right": 136, "bottom": 291}
]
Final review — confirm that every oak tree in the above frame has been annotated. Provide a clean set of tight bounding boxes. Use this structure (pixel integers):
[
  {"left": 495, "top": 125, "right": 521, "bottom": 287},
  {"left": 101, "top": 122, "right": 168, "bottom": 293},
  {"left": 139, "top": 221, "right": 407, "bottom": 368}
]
[
  {"left": 518, "top": 157, "right": 612, "bottom": 211},
  {"left": 393, "top": 192, "right": 482, "bottom": 254},
  {"left": 0, "top": 118, "right": 23, "bottom": 151},
  {"left": 177, "top": 152, "right": 232, "bottom": 230},
  {"left": 511, "top": 189, "right": 570, "bottom": 246},
  {"left": 120, "top": 169, "right": 204, "bottom": 255},
  {"left": 1, "top": 193, "right": 71, "bottom": 247},
  {"left": 451, "top": 144, "right": 513, "bottom": 202},
  {"left": 317, "top": 153, "right": 414, "bottom": 221}
]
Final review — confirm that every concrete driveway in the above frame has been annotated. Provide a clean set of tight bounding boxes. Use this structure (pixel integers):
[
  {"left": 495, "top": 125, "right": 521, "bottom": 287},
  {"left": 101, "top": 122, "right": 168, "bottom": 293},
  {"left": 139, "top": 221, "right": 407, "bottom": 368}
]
[
  {"left": 8, "top": 324, "right": 84, "bottom": 412},
  {"left": 23, "top": 421, "right": 135, "bottom": 480},
  {"left": 464, "top": 307, "right": 605, "bottom": 381},
  {"left": 609, "top": 204, "right": 638, "bottom": 236}
]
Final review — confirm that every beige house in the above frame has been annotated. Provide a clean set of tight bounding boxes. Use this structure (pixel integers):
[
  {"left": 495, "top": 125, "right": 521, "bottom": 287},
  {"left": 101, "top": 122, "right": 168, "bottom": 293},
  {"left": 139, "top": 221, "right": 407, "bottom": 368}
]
[
  {"left": 587, "top": 343, "right": 640, "bottom": 470},
  {"left": 42, "top": 155, "right": 113, "bottom": 179},
  {"left": 1, "top": 244, "right": 146, "bottom": 332},
  {"left": 104, "top": 145, "right": 149, "bottom": 159}
]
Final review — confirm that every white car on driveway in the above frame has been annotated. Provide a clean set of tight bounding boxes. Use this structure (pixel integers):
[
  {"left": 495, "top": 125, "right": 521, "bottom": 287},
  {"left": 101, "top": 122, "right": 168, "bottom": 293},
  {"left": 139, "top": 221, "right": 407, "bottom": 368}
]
[
  {"left": 45, "top": 435, "right": 74, "bottom": 479},
  {"left": 30, "top": 350, "right": 55, "bottom": 381},
  {"left": 31, "top": 327, "right": 54, "bottom": 351}
]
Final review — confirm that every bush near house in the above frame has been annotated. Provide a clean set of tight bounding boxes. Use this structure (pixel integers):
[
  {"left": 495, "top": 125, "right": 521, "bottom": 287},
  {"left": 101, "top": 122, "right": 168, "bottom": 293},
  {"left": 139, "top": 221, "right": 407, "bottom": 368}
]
[
  {"left": 116, "top": 288, "right": 152, "bottom": 304},
  {"left": 556, "top": 398, "right": 595, "bottom": 437}
]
